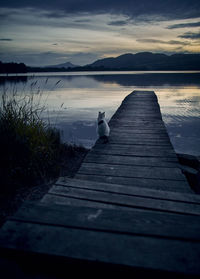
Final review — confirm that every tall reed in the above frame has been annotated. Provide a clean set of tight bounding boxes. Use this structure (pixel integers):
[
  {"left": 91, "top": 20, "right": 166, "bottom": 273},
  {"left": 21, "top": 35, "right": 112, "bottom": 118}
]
[{"left": 0, "top": 88, "right": 61, "bottom": 190}]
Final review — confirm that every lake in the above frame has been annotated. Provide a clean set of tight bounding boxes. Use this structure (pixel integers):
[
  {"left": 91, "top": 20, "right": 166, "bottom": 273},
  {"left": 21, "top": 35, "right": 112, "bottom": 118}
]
[{"left": 0, "top": 71, "right": 200, "bottom": 156}]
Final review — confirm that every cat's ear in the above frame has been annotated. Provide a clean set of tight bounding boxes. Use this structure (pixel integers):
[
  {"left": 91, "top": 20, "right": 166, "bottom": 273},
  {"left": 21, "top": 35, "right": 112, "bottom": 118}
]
[
  {"left": 103, "top": 112, "right": 105, "bottom": 116},
  {"left": 98, "top": 111, "right": 101, "bottom": 115}
]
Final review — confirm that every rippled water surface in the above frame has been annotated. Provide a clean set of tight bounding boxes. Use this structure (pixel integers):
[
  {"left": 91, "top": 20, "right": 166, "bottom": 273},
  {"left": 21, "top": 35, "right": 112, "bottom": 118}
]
[{"left": 1, "top": 71, "right": 200, "bottom": 155}]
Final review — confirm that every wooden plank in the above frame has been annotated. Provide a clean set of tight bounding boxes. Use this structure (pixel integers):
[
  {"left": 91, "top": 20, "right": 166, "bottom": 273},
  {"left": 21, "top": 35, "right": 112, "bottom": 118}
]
[
  {"left": 101, "top": 141, "right": 172, "bottom": 148},
  {"left": 114, "top": 109, "right": 161, "bottom": 113},
  {"left": 84, "top": 154, "right": 179, "bottom": 167},
  {"left": 109, "top": 126, "right": 168, "bottom": 132},
  {"left": 117, "top": 110, "right": 161, "bottom": 114},
  {"left": 93, "top": 144, "right": 175, "bottom": 152},
  {"left": 96, "top": 140, "right": 172, "bottom": 147},
  {"left": 110, "top": 128, "right": 168, "bottom": 134},
  {"left": 118, "top": 101, "right": 160, "bottom": 105},
  {"left": 109, "top": 131, "right": 170, "bottom": 138},
  {"left": 110, "top": 125, "right": 167, "bottom": 130},
  {"left": 56, "top": 178, "right": 199, "bottom": 203},
  {"left": 112, "top": 110, "right": 162, "bottom": 114},
  {"left": 123, "top": 98, "right": 158, "bottom": 102},
  {"left": 122, "top": 100, "right": 159, "bottom": 104},
  {"left": 111, "top": 115, "right": 162, "bottom": 120},
  {"left": 12, "top": 202, "right": 200, "bottom": 241},
  {"left": 107, "top": 136, "right": 171, "bottom": 144},
  {"left": 109, "top": 122, "right": 167, "bottom": 129},
  {"left": 109, "top": 121, "right": 167, "bottom": 127},
  {"left": 118, "top": 103, "right": 160, "bottom": 106},
  {"left": 110, "top": 117, "right": 164, "bottom": 123},
  {"left": 111, "top": 122, "right": 168, "bottom": 131},
  {"left": 75, "top": 174, "right": 190, "bottom": 192},
  {"left": 1, "top": 220, "right": 200, "bottom": 275},
  {"left": 42, "top": 193, "right": 118, "bottom": 210},
  {"left": 109, "top": 126, "right": 167, "bottom": 131},
  {"left": 109, "top": 131, "right": 169, "bottom": 137},
  {"left": 78, "top": 162, "right": 186, "bottom": 180},
  {"left": 118, "top": 102, "right": 160, "bottom": 106},
  {"left": 109, "top": 119, "right": 164, "bottom": 124},
  {"left": 90, "top": 145, "right": 176, "bottom": 158},
  {"left": 49, "top": 185, "right": 199, "bottom": 215},
  {"left": 102, "top": 137, "right": 173, "bottom": 146},
  {"left": 115, "top": 109, "right": 162, "bottom": 113}
]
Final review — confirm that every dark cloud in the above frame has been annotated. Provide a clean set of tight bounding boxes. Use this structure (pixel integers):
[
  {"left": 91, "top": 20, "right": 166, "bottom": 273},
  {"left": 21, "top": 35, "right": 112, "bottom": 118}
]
[
  {"left": 0, "top": 38, "right": 13, "bottom": 41},
  {"left": 108, "top": 20, "right": 129, "bottom": 26},
  {"left": 0, "top": 0, "right": 200, "bottom": 20},
  {"left": 167, "top": 40, "right": 190, "bottom": 45},
  {"left": 137, "top": 39, "right": 166, "bottom": 44},
  {"left": 74, "top": 19, "right": 91, "bottom": 23},
  {"left": 178, "top": 31, "right": 200, "bottom": 39},
  {"left": 137, "top": 39, "right": 190, "bottom": 45},
  {"left": 167, "top": 21, "right": 200, "bottom": 29}
]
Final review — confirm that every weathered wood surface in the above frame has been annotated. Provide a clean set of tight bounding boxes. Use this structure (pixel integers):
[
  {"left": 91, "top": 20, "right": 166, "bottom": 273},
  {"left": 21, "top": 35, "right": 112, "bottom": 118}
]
[
  {"left": 1, "top": 199, "right": 200, "bottom": 276},
  {"left": 9, "top": 202, "right": 200, "bottom": 241},
  {"left": 75, "top": 174, "right": 189, "bottom": 192},
  {"left": 56, "top": 178, "right": 200, "bottom": 203},
  {"left": 76, "top": 91, "right": 191, "bottom": 193},
  {"left": 78, "top": 163, "right": 184, "bottom": 180},
  {"left": 0, "top": 90, "right": 199, "bottom": 277},
  {"left": 43, "top": 179, "right": 200, "bottom": 215}
]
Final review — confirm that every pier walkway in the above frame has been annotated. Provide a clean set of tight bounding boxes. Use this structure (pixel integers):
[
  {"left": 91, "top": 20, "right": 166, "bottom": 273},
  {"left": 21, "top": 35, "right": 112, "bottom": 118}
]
[
  {"left": 75, "top": 90, "right": 191, "bottom": 192},
  {"left": 0, "top": 91, "right": 200, "bottom": 277}
]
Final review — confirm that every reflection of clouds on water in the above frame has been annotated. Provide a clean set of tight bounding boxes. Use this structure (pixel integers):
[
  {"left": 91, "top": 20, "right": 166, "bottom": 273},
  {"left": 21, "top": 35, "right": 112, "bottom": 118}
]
[
  {"left": 54, "top": 120, "right": 97, "bottom": 148},
  {"left": 161, "top": 113, "right": 200, "bottom": 156},
  {"left": 1, "top": 71, "right": 200, "bottom": 154}
]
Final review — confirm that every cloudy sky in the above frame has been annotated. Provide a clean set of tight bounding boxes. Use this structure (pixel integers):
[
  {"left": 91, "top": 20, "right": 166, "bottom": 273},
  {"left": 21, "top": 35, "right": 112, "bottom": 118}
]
[{"left": 0, "top": 0, "right": 200, "bottom": 66}]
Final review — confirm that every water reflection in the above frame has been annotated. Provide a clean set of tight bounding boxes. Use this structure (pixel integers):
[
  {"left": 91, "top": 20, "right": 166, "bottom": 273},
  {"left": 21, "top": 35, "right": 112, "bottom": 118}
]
[
  {"left": 0, "top": 72, "right": 200, "bottom": 154},
  {"left": 91, "top": 73, "right": 200, "bottom": 86},
  {"left": 0, "top": 75, "right": 27, "bottom": 85}
]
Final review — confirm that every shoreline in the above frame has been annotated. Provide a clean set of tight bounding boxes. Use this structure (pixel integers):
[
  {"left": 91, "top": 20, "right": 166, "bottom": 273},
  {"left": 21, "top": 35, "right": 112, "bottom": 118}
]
[
  {"left": 1, "top": 70, "right": 200, "bottom": 77},
  {"left": 0, "top": 146, "right": 88, "bottom": 228}
]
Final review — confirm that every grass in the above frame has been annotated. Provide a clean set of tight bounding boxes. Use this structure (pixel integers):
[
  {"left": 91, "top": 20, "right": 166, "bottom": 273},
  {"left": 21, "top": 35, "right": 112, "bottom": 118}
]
[{"left": 0, "top": 87, "right": 88, "bottom": 194}]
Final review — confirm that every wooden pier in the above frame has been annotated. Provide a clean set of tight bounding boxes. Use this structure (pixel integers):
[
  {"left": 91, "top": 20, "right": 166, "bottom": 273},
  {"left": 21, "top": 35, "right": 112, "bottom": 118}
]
[
  {"left": 0, "top": 91, "right": 200, "bottom": 277},
  {"left": 75, "top": 90, "right": 191, "bottom": 192}
]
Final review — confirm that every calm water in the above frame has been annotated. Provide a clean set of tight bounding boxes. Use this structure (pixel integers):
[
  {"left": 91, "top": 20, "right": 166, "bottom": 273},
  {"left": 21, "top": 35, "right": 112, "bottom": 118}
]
[{"left": 0, "top": 71, "right": 200, "bottom": 156}]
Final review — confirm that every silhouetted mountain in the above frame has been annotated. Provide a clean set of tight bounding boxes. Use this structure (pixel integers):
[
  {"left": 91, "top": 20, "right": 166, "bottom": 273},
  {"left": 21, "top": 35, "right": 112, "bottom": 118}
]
[
  {"left": 87, "top": 52, "right": 200, "bottom": 70},
  {"left": 2, "top": 52, "right": 200, "bottom": 73},
  {"left": 46, "top": 62, "right": 80, "bottom": 69}
]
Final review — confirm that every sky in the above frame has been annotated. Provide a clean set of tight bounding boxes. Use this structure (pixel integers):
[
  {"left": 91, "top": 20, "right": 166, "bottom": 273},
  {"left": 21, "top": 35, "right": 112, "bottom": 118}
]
[{"left": 0, "top": 0, "right": 200, "bottom": 66}]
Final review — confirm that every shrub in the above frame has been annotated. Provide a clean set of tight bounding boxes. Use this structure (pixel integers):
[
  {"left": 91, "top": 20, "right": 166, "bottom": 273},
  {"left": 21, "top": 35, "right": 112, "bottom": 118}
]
[{"left": 0, "top": 90, "right": 62, "bottom": 191}]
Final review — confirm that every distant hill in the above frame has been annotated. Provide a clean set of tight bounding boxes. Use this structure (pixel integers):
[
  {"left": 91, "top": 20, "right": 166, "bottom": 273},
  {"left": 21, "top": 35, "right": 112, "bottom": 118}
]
[
  {"left": 87, "top": 52, "right": 200, "bottom": 70},
  {"left": 46, "top": 62, "right": 80, "bottom": 69},
  {"left": 2, "top": 53, "right": 200, "bottom": 73}
]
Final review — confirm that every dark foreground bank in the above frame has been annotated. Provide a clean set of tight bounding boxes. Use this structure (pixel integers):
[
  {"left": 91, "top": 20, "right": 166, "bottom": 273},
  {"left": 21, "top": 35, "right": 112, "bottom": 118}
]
[
  {"left": 0, "top": 88, "right": 89, "bottom": 226},
  {"left": 0, "top": 144, "right": 88, "bottom": 227}
]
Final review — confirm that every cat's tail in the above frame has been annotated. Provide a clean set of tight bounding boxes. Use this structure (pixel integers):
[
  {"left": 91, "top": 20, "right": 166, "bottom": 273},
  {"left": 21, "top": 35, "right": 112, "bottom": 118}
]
[{"left": 100, "top": 135, "right": 109, "bottom": 144}]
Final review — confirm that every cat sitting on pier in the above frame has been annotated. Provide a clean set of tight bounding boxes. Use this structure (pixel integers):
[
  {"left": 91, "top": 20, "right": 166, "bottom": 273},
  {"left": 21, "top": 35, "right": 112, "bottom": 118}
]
[{"left": 97, "top": 111, "right": 110, "bottom": 143}]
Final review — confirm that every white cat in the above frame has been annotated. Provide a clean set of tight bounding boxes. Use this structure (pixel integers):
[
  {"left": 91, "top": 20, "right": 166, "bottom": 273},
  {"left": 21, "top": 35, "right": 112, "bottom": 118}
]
[{"left": 97, "top": 111, "right": 110, "bottom": 143}]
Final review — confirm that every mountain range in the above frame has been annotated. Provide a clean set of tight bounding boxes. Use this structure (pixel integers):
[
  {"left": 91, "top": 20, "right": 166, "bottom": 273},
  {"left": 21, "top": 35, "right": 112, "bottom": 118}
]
[
  {"left": 46, "top": 61, "right": 79, "bottom": 69},
  {"left": 1, "top": 52, "right": 200, "bottom": 73},
  {"left": 86, "top": 52, "right": 200, "bottom": 70},
  {"left": 49, "top": 52, "right": 200, "bottom": 71}
]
